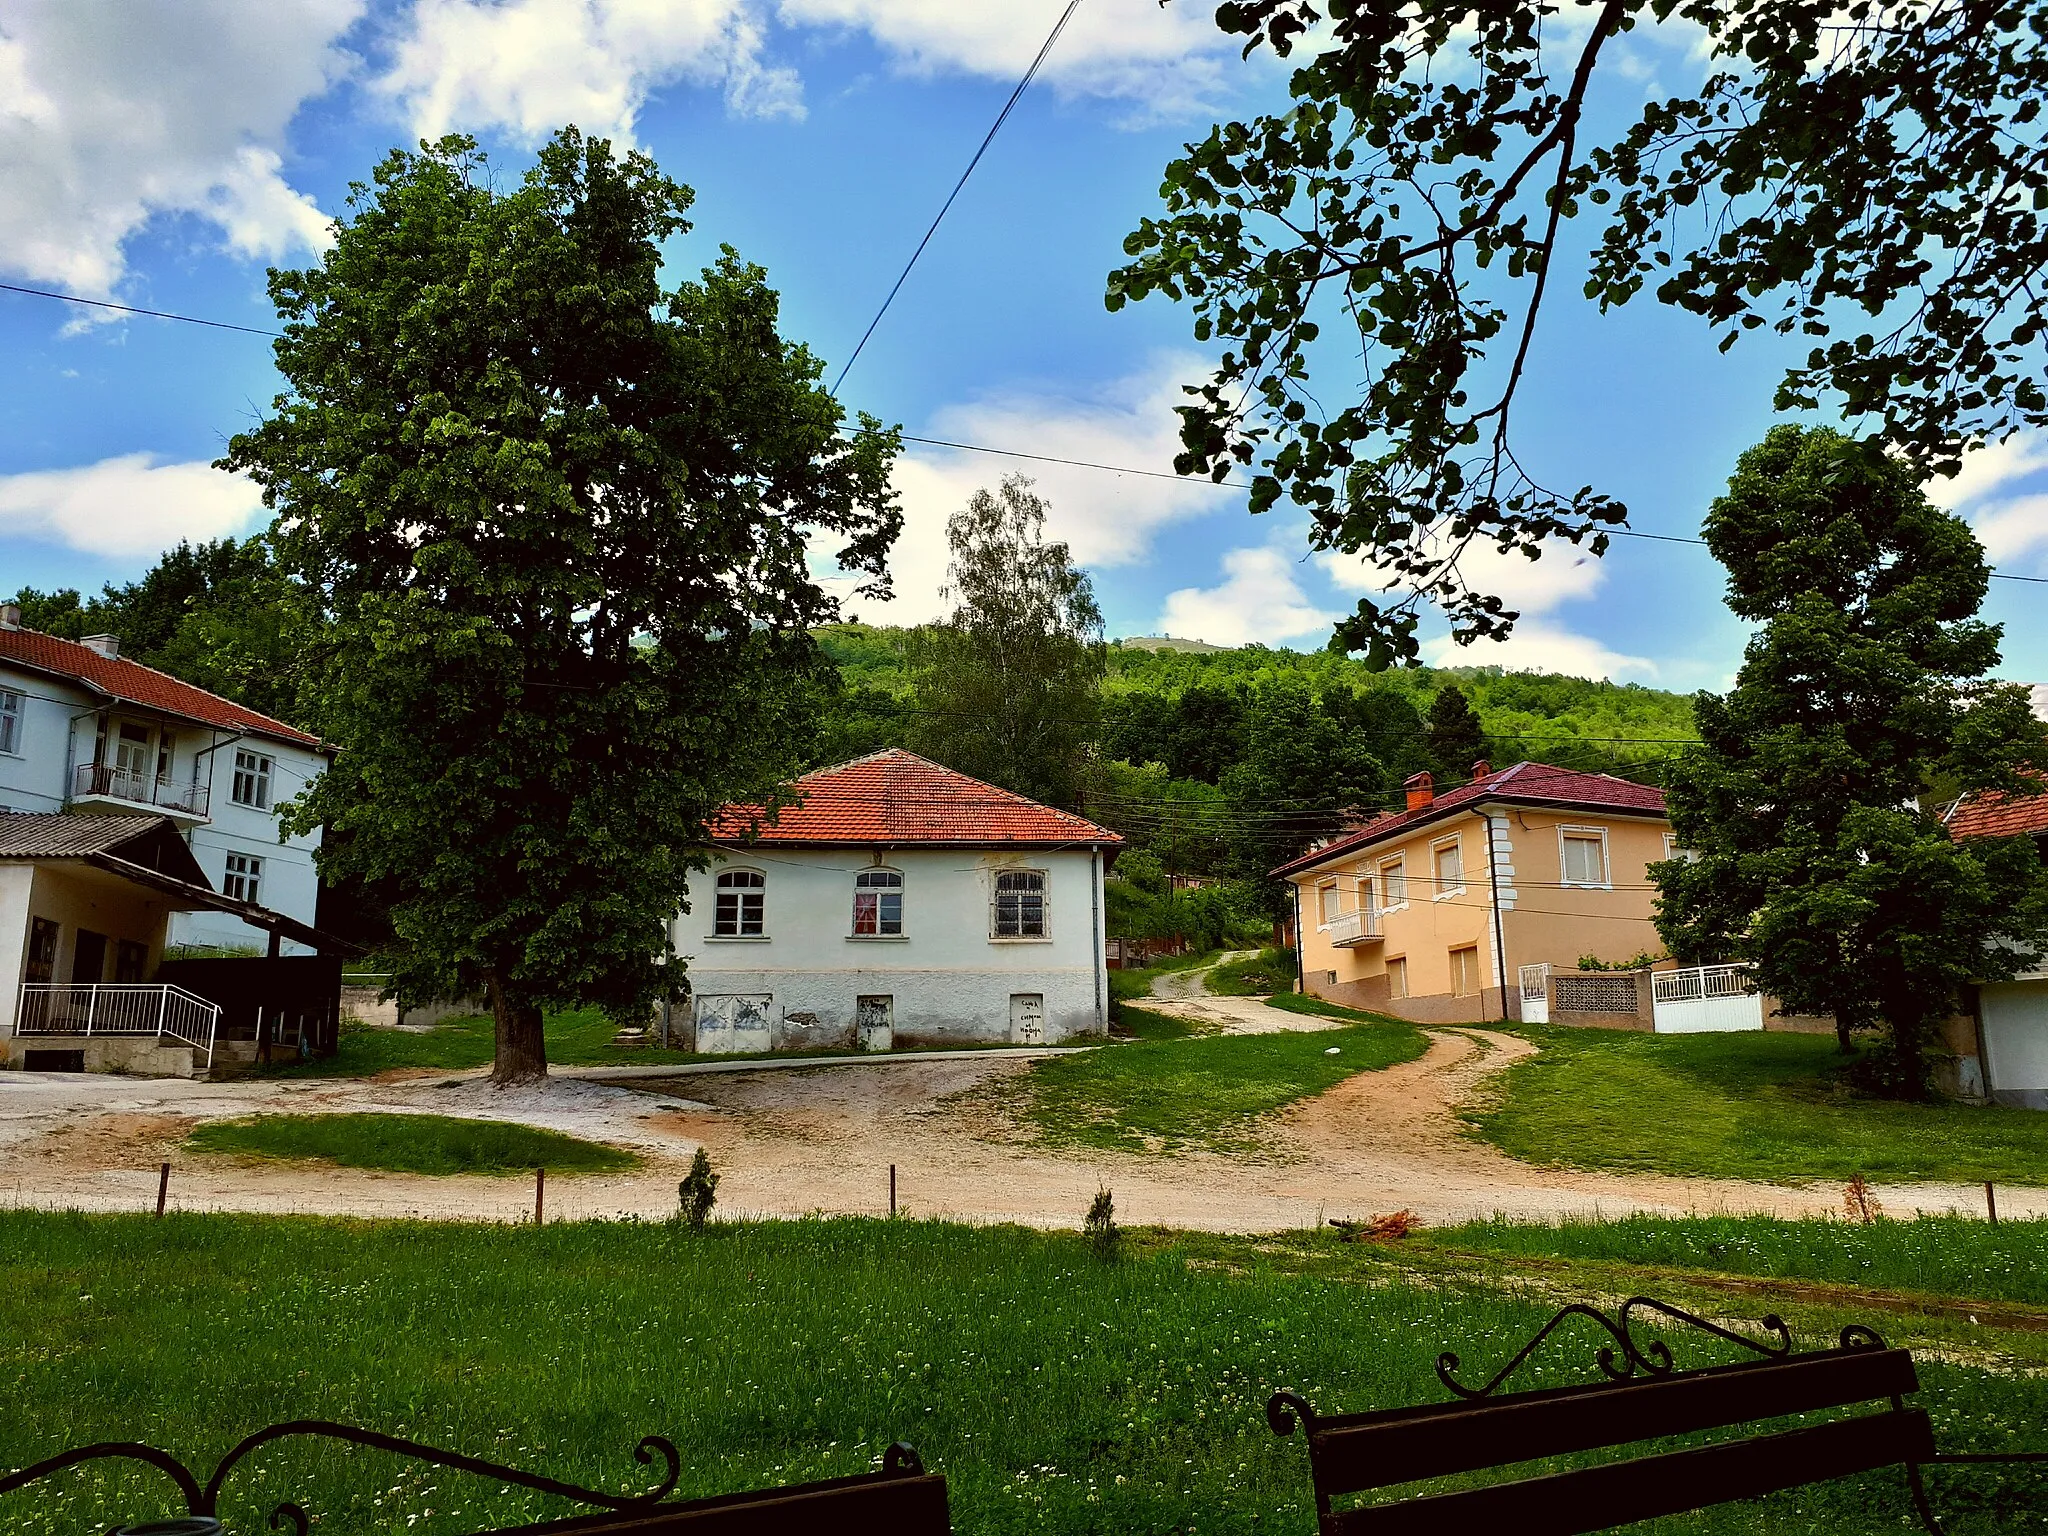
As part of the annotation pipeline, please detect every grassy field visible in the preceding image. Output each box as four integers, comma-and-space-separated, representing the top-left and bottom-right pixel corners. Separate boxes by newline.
1470, 1027, 2048, 1186
989, 1005, 1429, 1154
1206, 948, 1297, 996
2, 1213, 2044, 1536
188, 1113, 638, 1176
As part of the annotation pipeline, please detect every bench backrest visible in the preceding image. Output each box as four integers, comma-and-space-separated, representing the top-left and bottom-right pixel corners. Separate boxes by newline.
482, 1464, 951, 1534
1286, 1345, 1930, 1536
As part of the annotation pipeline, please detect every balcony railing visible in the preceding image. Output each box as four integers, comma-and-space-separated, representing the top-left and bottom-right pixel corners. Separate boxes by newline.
1325, 907, 1382, 946
71, 762, 210, 818
14, 982, 221, 1069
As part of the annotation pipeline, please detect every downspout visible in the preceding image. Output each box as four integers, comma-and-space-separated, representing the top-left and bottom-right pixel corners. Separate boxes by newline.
1475, 809, 1509, 1023
1090, 845, 1105, 1033
1291, 882, 1305, 994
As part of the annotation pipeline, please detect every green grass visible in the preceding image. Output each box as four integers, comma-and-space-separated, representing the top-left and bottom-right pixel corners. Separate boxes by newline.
1205, 947, 1298, 996
993, 1005, 1429, 1154
1430, 1212, 2048, 1307
1108, 947, 1221, 1004
187, 1113, 638, 1176
1470, 1027, 2048, 1186
2, 1212, 2044, 1536
1258, 991, 1405, 1025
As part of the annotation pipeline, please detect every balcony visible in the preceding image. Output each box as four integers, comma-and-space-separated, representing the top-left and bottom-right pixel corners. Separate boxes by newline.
70, 762, 210, 823
1325, 907, 1382, 946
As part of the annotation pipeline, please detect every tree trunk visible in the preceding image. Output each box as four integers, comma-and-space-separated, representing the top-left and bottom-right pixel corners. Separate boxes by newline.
486, 971, 548, 1086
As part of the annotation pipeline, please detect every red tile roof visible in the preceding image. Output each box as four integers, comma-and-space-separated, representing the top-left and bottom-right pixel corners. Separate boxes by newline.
711, 749, 1123, 849
1947, 771, 2048, 841
0, 625, 319, 747
1272, 760, 1669, 878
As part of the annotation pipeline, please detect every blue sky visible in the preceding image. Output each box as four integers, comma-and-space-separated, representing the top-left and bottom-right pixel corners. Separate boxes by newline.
2, 0, 2043, 694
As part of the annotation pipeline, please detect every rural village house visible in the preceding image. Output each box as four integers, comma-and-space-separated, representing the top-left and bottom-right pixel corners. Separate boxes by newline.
671, 750, 1123, 1052
1945, 776, 2048, 1108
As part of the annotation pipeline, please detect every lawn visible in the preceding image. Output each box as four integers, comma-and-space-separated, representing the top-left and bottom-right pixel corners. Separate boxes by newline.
1470, 1027, 2048, 1186
187, 1113, 638, 1176
989, 1005, 1429, 1154
4, 1213, 2045, 1536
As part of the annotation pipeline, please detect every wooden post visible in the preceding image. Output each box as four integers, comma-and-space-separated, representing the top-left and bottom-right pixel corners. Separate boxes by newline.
535, 1167, 546, 1226
1986, 1180, 1999, 1226
889, 1164, 897, 1217
155, 1161, 170, 1218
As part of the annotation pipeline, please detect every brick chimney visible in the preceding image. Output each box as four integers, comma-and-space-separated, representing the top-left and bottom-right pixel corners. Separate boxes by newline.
1471, 758, 1492, 780
81, 634, 119, 658
0, 602, 18, 631
1404, 771, 1434, 813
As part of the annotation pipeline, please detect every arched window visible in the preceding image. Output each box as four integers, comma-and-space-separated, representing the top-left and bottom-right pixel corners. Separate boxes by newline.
852, 869, 903, 936
992, 869, 1047, 938
714, 869, 765, 937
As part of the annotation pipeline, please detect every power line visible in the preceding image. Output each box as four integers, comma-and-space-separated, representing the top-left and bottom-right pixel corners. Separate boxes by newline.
829, 1, 1079, 395
0, 281, 283, 338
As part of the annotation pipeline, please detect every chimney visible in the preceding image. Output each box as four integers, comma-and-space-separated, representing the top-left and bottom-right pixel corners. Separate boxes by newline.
0, 602, 18, 630
1471, 758, 1492, 780
1404, 771, 1434, 813
81, 634, 119, 659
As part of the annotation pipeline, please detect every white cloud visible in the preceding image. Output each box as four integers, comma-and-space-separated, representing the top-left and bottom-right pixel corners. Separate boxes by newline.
0, 456, 267, 558
0, 1, 356, 295
836, 356, 1231, 625
1156, 546, 1339, 648
1926, 431, 2048, 568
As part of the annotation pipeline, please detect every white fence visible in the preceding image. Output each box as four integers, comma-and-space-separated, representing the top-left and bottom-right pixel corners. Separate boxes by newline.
1650, 964, 1764, 1034
13, 983, 222, 1069
1518, 963, 1551, 1024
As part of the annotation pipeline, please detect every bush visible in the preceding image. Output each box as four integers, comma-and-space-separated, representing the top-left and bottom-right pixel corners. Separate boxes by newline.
1207, 947, 1298, 995
1084, 1188, 1121, 1261
677, 1147, 719, 1228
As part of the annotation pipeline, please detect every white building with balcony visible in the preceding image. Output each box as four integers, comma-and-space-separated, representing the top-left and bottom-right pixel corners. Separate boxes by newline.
0, 608, 329, 953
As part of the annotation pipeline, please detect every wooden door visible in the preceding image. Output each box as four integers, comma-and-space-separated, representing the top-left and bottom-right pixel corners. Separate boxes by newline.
71, 930, 107, 984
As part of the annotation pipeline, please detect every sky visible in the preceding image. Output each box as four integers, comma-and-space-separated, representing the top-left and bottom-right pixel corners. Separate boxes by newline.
1, 0, 2044, 696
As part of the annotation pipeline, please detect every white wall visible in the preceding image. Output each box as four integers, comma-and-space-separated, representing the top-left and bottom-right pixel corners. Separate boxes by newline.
671, 845, 1108, 1049
1981, 977, 2048, 1109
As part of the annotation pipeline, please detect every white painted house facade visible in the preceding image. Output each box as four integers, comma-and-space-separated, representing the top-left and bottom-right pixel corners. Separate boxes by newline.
671, 750, 1122, 1052
0, 608, 328, 954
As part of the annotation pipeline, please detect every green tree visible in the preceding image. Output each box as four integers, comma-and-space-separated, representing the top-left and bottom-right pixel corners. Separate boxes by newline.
1110, 0, 2048, 662
1654, 426, 2048, 1096
1424, 684, 1492, 781
908, 476, 1105, 807
1222, 676, 1385, 898
221, 129, 900, 1085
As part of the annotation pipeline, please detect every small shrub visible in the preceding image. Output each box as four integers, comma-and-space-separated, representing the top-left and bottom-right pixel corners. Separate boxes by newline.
1844, 1173, 1884, 1224
1084, 1187, 1121, 1261
678, 1147, 719, 1228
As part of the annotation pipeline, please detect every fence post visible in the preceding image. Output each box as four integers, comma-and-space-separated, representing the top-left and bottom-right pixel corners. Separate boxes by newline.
155, 1162, 170, 1217
890, 1164, 897, 1217
534, 1168, 546, 1226
1986, 1181, 1999, 1227
157, 987, 168, 1041
84, 985, 97, 1038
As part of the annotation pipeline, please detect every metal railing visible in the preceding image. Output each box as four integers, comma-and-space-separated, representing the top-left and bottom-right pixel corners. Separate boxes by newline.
13, 983, 221, 1069
70, 761, 210, 818
1325, 907, 1382, 946
1651, 964, 1755, 1004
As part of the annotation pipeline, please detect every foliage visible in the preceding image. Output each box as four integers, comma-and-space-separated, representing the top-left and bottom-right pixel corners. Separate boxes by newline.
186, 1113, 635, 1176
1109, 0, 2048, 664
1108, 949, 1225, 1006
1575, 951, 1664, 972
1220, 676, 1386, 891
1469, 1027, 2048, 1185
1103, 869, 1256, 954
907, 477, 1105, 807
1206, 947, 1299, 996
1424, 684, 1490, 780
1083, 1188, 1121, 1261
677, 1148, 720, 1228
1087, 760, 1233, 875
221, 130, 899, 1084
11, 538, 317, 720
989, 1010, 1429, 1154
1655, 426, 2048, 1094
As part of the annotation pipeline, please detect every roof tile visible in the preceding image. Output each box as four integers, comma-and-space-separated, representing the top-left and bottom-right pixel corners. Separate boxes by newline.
1947, 772, 2048, 841
0, 626, 318, 746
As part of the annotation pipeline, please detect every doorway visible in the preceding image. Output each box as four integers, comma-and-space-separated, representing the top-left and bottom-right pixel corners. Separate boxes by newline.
71, 930, 107, 985
856, 995, 894, 1052
1009, 992, 1045, 1045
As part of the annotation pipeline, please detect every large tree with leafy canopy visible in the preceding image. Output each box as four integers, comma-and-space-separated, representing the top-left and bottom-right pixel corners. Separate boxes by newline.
1654, 426, 2048, 1097
1109, 0, 2048, 663
223, 130, 901, 1084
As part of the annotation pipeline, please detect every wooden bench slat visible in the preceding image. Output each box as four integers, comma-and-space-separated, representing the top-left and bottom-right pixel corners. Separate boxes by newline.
1306, 1346, 1918, 1493
479, 1472, 951, 1534
1324, 1407, 1936, 1536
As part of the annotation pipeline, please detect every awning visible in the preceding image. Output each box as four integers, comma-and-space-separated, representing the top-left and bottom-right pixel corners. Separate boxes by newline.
88, 852, 362, 955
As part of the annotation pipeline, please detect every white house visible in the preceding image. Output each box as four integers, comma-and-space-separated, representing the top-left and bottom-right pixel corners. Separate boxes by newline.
1946, 776, 2048, 1107
0, 605, 329, 954
672, 750, 1123, 1052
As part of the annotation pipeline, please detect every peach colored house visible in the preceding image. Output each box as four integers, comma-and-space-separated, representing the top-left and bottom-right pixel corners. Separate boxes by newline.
1274, 762, 1677, 1024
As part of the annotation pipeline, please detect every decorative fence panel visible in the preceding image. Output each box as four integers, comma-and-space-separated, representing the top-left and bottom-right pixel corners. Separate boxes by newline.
1552, 972, 1642, 1016
1651, 964, 1764, 1033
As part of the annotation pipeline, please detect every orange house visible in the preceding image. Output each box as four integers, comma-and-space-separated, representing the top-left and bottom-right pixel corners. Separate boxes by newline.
1274, 762, 1677, 1024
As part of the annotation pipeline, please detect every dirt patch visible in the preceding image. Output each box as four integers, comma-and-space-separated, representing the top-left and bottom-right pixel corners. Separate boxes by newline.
18, 1113, 198, 1174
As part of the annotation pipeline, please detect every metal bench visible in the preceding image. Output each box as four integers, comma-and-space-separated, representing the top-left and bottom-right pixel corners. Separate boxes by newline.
1, 1420, 949, 1534
1267, 1296, 2046, 1535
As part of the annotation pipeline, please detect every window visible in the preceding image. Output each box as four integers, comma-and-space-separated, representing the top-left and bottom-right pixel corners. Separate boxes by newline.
232, 750, 274, 810
1662, 833, 1698, 864
1387, 956, 1409, 999
1356, 875, 1375, 914
1380, 857, 1408, 908
1432, 837, 1465, 898
24, 918, 57, 984
853, 870, 904, 936
0, 688, 20, 754
1317, 879, 1340, 925
1450, 945, 1482, 997
1560, 826, 1610, 887
223, 853, 262, 903
993, 869, 1047, 938
714, 870, 765, 937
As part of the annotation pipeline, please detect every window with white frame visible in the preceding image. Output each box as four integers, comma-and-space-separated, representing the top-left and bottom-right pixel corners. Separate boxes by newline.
992, 869, 1047, 938
232, 749, 274, 809
1450, 944, 1481, 997
1317, 879, 1340, 925
853, 869, 904, 935
1559, 826, 1611, 887
1380, 856, 1408, 908
223, 853, 262, 903
1661, 832, 1698, 864
1356, 874, 1375, 914
714, 869, 766, 936
0, 688, 19, 754
1432, 836, 1466, 898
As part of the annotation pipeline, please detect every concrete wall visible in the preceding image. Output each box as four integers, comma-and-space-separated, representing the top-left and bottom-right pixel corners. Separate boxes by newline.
1979, 975, 2048, 1109
671, 846, 1108, 1050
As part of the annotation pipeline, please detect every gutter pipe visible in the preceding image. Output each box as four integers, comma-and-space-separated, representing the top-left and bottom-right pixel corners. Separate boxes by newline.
1475, 807, 1510, 1023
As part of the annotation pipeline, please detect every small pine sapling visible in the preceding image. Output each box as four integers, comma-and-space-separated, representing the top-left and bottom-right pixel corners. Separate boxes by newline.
1843, 1173, 1885, 1225
1084, 1187, 1120, 1261
678, 1148, 719, 1229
